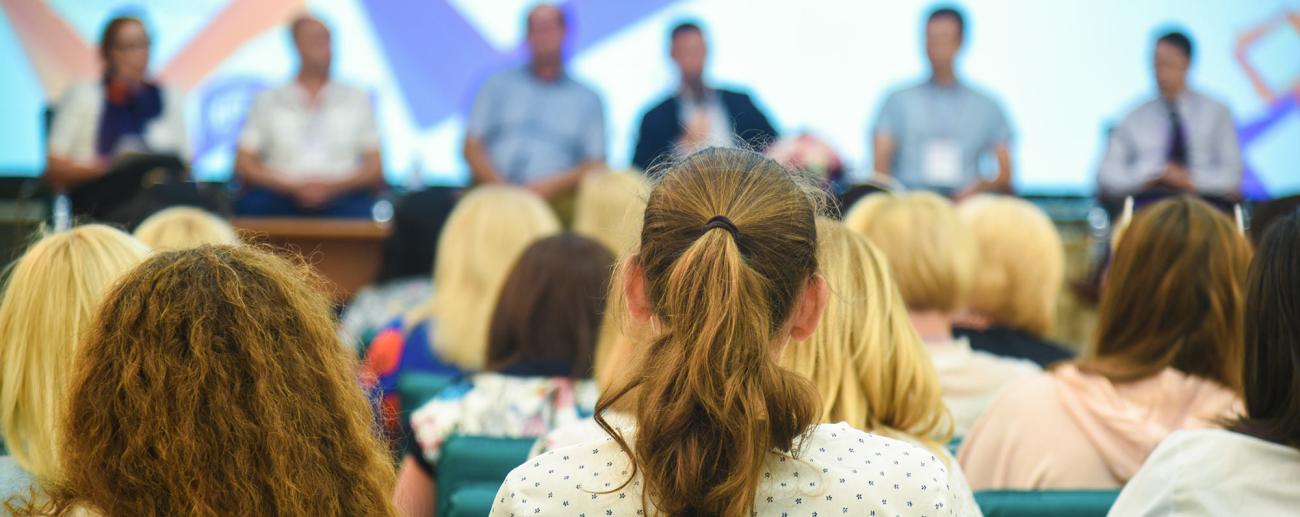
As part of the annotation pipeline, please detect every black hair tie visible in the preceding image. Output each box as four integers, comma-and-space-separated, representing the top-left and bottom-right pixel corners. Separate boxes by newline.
703, 215, 740, 240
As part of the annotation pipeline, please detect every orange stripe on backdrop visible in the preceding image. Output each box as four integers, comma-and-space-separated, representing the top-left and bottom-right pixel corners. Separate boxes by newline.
0, 0, 97, 99
157, 0, 306, 91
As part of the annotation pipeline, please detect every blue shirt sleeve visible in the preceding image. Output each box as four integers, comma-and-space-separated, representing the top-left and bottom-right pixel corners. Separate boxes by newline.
873, 90, 903, 138
466, 73, 500, 140
580, 91, 607, 162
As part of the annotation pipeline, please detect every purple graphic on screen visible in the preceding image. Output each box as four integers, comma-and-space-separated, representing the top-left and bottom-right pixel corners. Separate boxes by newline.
359, 0, 676, 127
1237, 94, 1298, 200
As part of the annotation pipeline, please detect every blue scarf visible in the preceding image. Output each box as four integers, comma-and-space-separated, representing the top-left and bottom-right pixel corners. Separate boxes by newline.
96, 77, 163, 158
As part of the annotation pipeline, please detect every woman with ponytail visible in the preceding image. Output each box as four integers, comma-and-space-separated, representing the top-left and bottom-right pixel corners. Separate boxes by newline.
491, 148, 959, 516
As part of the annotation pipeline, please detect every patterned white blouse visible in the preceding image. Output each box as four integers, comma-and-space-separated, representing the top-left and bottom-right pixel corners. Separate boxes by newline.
409, 373, 599, 465
492, 422, 960, 516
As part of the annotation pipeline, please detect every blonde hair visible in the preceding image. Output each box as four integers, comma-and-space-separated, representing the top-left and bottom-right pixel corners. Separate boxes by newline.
957, 195, 1064, 337
783, 219, 952, 454
407, 186, 560, 370
843, 192, 976, 313
133, 207, 240, 250
573, 170, 650, 256
0, 225, 148, 480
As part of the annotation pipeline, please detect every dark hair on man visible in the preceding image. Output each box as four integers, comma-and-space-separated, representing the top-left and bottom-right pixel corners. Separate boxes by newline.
670, 20, 704, 40
927, 6, 966, 40
1235, 209, 1300, 449
485, 233, 615, 378
1157, 30, 1194, 61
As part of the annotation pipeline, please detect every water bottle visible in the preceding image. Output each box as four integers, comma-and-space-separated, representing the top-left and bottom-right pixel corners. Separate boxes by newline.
52, 194, 71, 231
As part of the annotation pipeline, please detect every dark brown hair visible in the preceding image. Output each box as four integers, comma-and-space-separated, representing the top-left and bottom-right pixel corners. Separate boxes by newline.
98, 16, 144, 74
1081, 196, 1251, 391
1236, 210, 1300, 448
597, 148, 822, 515
14, 245, 396, 516
486, 233, 615, 377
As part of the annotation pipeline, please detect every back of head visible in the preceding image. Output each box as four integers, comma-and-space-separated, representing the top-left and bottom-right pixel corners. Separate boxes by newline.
957, 195, 1065, 337
35, 245, 395, 516
0, 225, 147, 481
416, 185, 561, 370
573, 170, 650, 256
1237, 210, 1300, 448
1086, 196, 1251, 390
133, 207, 240, 250
783, 219, 951, 451
599, 148, 822, 515
486, 234, 615, 378
843, 191, 976, 313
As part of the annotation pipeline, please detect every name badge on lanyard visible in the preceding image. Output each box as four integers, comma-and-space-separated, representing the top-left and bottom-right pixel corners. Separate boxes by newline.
922, 139, 963, 188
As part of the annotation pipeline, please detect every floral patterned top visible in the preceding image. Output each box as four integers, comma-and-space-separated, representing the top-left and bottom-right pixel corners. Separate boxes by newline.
409, 372, 599, 466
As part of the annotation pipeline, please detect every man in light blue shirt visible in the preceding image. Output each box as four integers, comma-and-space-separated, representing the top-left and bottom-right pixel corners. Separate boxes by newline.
463, 5, 606, 201
872, 6, 1014, 198
1097, 31, 1241, 198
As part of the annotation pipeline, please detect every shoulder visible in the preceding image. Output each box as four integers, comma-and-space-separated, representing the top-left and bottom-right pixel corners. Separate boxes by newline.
328, 82, 372, 104
802, 422, 951, 473
496, 437, 638, 513
1192, 90, 1234, 117
960, 82, 1009, 112
58, 82, 102, 109
565, 76, 603, 104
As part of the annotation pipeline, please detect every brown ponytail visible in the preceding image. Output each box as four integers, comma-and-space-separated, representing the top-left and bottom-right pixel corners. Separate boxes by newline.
597, 148, 822, 515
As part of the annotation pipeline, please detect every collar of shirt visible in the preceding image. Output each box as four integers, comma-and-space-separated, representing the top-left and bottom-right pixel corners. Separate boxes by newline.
291, 79, 337, 110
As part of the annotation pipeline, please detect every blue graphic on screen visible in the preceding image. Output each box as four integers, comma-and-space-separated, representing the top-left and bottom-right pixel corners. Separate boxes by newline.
0, 0, 1296, 197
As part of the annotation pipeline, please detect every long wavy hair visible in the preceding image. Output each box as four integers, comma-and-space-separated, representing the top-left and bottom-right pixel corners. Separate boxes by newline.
596, 148, 823, 516
782, 219, 953, 454
14, 245, 396, 516
1081, 196, 1251, 391
406, 185, 560, 370
0, 225, 148, 483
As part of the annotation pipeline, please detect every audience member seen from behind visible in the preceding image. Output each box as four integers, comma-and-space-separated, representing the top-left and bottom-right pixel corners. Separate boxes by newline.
0, 226, 148, 502
10, 246, 396, 516
45, 16, 187, 190
959, 196, 1248, 490
394, 234, 615, 516
493, 148, 959, 516
782, 218, 980, 515
361, 186, 560, 439
953, 194, 1073, 367
1097, 30, 1241, 198
844, 191, 1038, 436
572, 169, 650, 257
464, 5, 606, 202
631, 21, 778, 171
132, 207, 239, 250
235, 15, 384, 217
1109, 210, 1300, 515
871, 6, 1013, 198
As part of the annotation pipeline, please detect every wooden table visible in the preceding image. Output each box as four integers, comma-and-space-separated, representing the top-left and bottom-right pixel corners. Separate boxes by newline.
232, 218, 391, 303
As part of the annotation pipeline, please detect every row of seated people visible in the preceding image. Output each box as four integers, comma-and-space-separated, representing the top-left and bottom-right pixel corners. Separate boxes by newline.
49, 6, 1238, 223
0, 148, 1295, 515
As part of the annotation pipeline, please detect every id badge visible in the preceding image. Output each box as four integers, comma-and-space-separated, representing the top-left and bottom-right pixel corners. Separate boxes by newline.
921, 139, 963, 188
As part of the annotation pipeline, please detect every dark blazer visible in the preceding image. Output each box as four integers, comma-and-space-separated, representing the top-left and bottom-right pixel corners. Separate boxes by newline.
631, 88, 778, 172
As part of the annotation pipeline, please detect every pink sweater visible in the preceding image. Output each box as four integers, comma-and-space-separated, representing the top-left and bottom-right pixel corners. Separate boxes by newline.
957, 364, 1241, 490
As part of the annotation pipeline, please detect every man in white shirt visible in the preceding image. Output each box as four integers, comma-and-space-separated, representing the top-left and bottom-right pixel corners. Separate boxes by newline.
1098, 30, 1241, 198
235, 15, 383, 217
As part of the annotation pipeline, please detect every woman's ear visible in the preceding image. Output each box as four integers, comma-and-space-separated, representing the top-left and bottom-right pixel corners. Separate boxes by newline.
623, 256, 653, 323
789, 274, 829, 341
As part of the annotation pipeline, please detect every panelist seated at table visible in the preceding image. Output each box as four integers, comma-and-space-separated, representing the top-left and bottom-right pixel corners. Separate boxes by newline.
235, 15, 382, 218
631, 21, 778, 172
462, 4, 606, 202
871, 6, 1014, 199
1098, 30, 1241, 199
45, 15, 188, 191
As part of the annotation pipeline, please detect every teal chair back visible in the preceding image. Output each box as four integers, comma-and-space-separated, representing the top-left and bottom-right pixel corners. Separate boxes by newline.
975, 490, 1120, 517
436, 435, 535, 517
396, 372, 456, 415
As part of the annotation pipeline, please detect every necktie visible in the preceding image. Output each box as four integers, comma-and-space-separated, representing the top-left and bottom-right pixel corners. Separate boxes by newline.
1165, 100, 1188, 166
